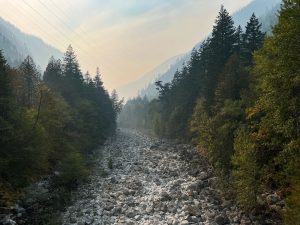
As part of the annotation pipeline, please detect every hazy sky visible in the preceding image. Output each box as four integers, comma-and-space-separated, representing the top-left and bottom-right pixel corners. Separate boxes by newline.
0, 0, 252, 90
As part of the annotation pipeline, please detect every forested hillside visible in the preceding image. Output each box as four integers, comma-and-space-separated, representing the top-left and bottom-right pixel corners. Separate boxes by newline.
0, 17, 62, 69
0, 45, 122, 223
136, 0, 281, 100
119, 1, 300, 224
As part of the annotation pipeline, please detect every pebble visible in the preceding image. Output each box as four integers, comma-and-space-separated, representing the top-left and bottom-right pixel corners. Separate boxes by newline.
61, 129, 281, 225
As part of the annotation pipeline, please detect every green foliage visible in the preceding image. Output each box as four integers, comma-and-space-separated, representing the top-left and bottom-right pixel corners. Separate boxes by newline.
166, 106, 187, 138
58, 152, 89, 189
226, 0, 300, 216
0, 45, 119, 208
0, 50, 11, 112
0, 54, 50, 197
191, 99, 244, 174
190, 97, 212, 159
43, 56, 62, 90
232, 127, 259, 209
241, 13, 265, 65
18, 56, 41, 108
119, 3, 300, 221
284, 160, 300, 225
0, 110, 50, 190
248, 1, 300, 220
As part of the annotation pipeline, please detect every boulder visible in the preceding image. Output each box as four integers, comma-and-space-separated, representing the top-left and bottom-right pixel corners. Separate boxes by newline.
125, 209, 136, 218
160, 191, 172, 202
266, 194, 280, 205
215, 215, 230, 225
199, 171, 209, 180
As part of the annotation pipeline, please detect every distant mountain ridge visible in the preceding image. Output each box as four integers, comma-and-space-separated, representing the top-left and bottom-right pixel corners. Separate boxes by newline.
117, 0, 281, 100
117, 53, 185, 100
0, 17, 62, 69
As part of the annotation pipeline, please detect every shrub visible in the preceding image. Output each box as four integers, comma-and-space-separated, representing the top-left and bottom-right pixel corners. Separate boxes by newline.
58, 152, 88, 189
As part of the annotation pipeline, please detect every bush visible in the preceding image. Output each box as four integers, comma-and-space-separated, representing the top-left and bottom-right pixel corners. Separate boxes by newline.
284, 159, 300, 225
58, 152, 88, 189
232, 127, 259, 209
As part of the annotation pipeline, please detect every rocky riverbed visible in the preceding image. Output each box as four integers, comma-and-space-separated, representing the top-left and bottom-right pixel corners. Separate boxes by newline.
62, 129, 281, 225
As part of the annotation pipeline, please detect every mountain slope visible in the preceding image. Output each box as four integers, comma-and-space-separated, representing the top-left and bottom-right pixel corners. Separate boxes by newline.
0, 17, 62, 69
116, 53, 185, 100
119, 0, 281, 100
232, 0, 281, 27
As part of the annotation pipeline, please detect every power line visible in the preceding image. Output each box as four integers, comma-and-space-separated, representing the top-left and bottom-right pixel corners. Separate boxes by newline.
6, 1, 100, 73
39, 1, 125, 75
3, 2, 67, 52
25, 1, 120, 73
48, 0, 89, 35
10, 1, 125, 80
22, 0, 91, 55
38, 0, 95, 49
20, 0, 115, 74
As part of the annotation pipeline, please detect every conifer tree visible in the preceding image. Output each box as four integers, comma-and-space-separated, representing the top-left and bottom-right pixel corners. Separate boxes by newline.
242, 13, 265, 65
63, 45, 83, 83
234, 25, 243, 53
252, 0, 300, 173
210, 5, 237, 66
203, 6, 237, 107
43, 57, 62, 90
94, 67, 103, 89
19, 56, 40, 108
232, 0, 300, 215
214, 54, 243, 108
111, 89, 123, 115
0, 50, 11, 118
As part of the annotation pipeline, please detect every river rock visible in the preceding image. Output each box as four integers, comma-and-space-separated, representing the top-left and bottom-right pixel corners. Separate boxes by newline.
215, 214, 230, 225
60, 129, 282, 225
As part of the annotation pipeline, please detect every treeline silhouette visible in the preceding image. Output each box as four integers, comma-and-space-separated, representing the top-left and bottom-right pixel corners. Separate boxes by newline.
0, 45, 122, 209
119, 2, 300, 223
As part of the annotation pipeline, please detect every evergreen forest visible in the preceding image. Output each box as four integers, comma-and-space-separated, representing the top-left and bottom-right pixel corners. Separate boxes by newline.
0, 45, 122, 222
1, 0, 299, 224
119, 1, 300, 223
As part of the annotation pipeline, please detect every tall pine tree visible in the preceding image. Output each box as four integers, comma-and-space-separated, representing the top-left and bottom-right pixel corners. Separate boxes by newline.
18, 56, 40, 108
0, 50, 11, 119
43, 57, 63, 90
242, 13, 265, 65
